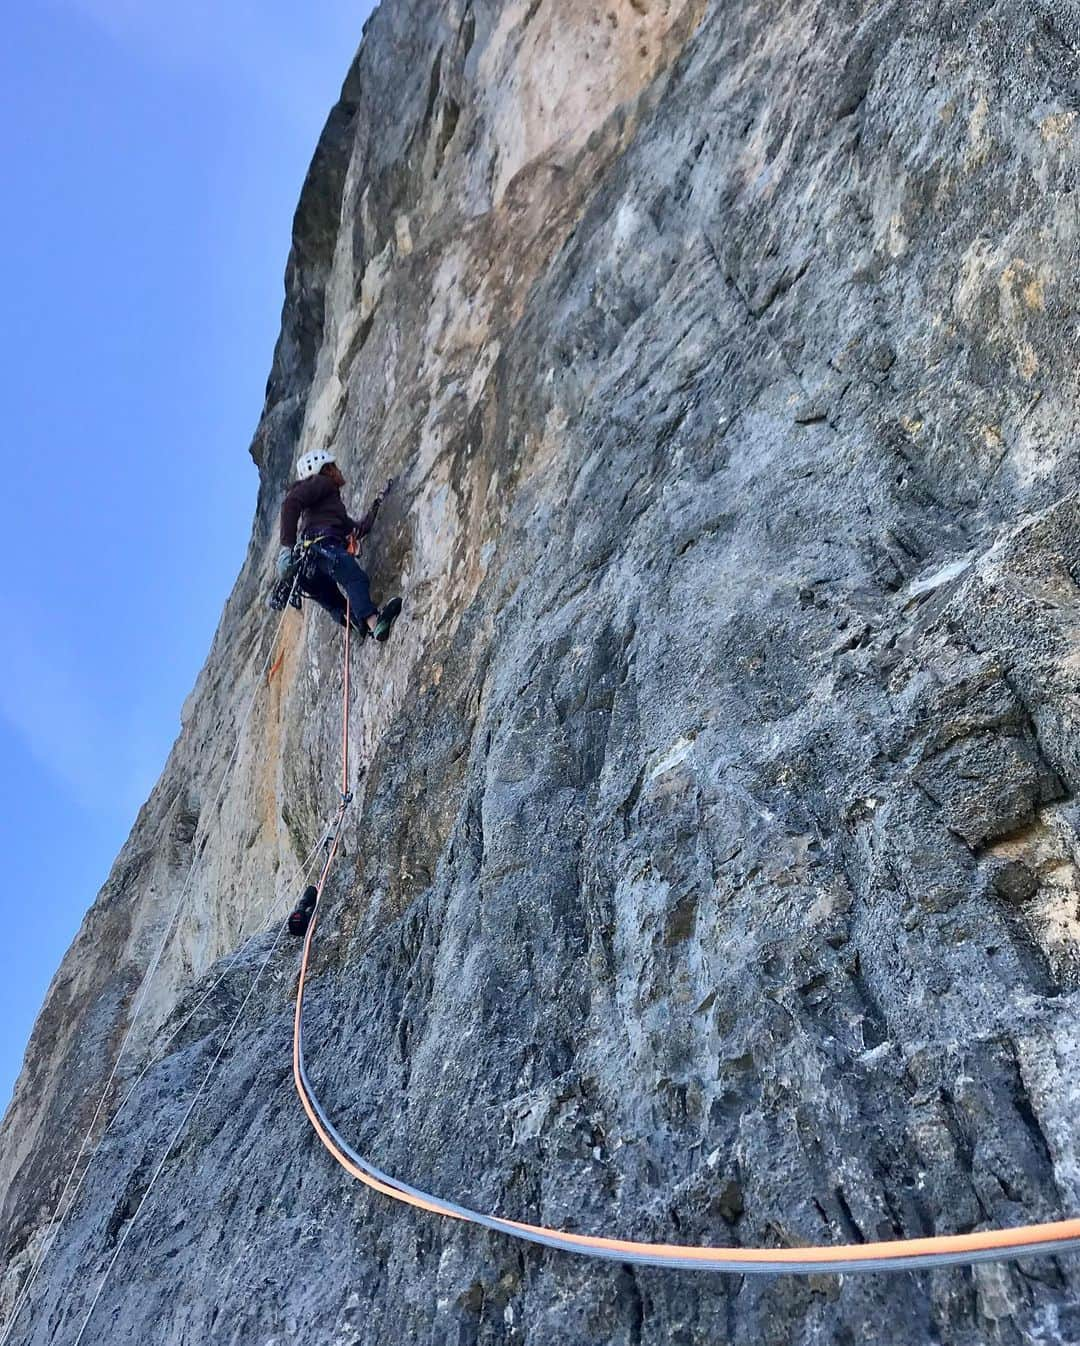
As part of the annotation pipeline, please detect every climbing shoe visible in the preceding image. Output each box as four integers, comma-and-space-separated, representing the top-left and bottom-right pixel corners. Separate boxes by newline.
288, 886, 318, 938
373, 596, 403, 643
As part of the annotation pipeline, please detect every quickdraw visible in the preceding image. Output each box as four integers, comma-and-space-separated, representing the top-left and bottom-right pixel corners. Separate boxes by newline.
267, 535, 335, 613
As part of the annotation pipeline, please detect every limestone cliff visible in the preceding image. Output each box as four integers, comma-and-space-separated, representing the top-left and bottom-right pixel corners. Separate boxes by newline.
3, 1, 1080, 1342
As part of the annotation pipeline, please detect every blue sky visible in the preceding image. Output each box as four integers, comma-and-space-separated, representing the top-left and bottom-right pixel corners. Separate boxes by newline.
0, 0, 376, 1106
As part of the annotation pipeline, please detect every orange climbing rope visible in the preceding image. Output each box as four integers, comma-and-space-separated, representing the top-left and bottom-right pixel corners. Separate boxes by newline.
342, 599, 351, 793
292, 620, 1080, 1274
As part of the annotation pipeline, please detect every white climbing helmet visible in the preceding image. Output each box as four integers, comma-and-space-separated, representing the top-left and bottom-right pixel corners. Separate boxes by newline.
295, 448, 336, 481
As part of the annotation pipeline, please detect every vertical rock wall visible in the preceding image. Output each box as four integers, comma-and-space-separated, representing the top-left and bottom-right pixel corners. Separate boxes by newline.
3, 1, 1080, 1342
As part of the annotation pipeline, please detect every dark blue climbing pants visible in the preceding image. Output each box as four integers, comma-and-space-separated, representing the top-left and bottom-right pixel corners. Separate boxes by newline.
300, 542, 377, 629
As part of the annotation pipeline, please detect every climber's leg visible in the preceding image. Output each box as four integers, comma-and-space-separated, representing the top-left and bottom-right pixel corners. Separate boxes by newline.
298, 565, 351, 628
321, 545, 379, 629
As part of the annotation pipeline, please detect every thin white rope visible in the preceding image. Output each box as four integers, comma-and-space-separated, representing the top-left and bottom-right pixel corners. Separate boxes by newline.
1, 810, 332, 1345
68, 805, 349, 1346
1, 591, 297, 1346
70, 914, 295, 1346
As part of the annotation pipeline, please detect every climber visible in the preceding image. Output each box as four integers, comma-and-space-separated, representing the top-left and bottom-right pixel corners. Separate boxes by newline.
276, 449, 402, 641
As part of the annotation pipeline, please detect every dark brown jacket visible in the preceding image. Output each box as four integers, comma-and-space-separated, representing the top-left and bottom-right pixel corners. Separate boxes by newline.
279, 474, 376, 548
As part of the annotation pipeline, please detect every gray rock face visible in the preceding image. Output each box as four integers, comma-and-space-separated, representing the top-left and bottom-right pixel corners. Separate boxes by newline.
3, 1, 1080, 1342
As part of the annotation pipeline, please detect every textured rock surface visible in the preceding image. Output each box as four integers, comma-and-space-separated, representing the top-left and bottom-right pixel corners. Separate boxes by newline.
4, 1, 1080, 1342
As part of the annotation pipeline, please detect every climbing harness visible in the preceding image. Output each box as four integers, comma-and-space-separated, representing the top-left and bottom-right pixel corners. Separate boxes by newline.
267, 536, 329, 613
269, 534, 345, 612
288, 619, 1080, 1276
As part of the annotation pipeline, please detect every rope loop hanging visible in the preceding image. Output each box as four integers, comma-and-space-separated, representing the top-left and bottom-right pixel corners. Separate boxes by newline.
291, 616, 1080, 1276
